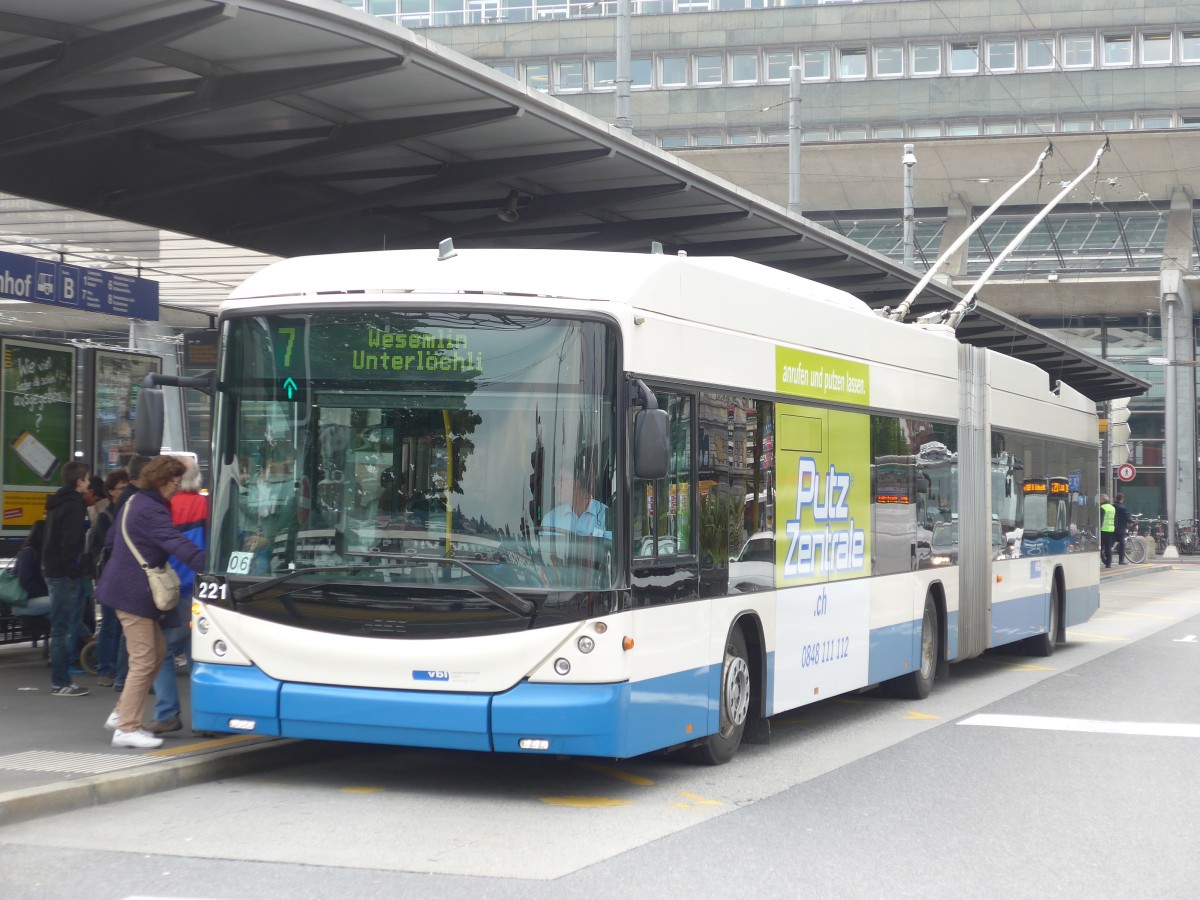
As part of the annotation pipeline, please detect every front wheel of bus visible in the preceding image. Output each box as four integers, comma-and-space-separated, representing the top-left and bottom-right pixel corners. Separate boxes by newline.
889, 593, 938, 700
693, 627, 751, 765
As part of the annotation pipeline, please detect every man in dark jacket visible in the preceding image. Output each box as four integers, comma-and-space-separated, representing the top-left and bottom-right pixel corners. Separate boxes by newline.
41, 460, 91, 696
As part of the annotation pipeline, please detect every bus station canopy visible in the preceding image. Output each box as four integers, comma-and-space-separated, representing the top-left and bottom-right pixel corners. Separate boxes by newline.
0, 0, 1146, 401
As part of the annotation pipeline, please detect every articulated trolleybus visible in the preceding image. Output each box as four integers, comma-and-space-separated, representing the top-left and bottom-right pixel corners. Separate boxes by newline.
165, 247, 1100, 764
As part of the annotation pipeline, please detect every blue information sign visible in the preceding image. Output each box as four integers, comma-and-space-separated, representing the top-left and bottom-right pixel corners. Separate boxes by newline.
0, 249, 158, 321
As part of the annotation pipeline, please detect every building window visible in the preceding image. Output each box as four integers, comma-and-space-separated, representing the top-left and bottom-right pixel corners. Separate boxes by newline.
524, 62, 549, 92
659, 134, 688, 149
491, 62, 516, 80
729, 131, 759, 145
661, 56, 687, 86
950, 41, 979, 74
731, 52, 759, 84
986, 122, 1018, 134
694, 132, 723, 146
1025, 120, 1056, 134
802, 49, 830, 81
765, 129, 789, 144
632, 58, 652, 89
1183, 31, 1200, 63
591, 59, 615, 90
839, 47, 867, 79
912, 43, 941, 76
766, 51, 793, 82
1181, 116, 1200, 129
1024, 37, 1055, 70
1062, 118, 1095, 132
1101, 116, 1133, 131
911, 124, 942, 138
799, 129, 828, 142
1140, 115, 1173, 129
556, 60, 584, 92
838, 126, 867, 141
874, 45, 903, 77
1062, 34, 1094, 68
1141, 33, 1171, 65
1103, 34, 1132, 66
986, 39, 1016, 72
695, 54, 723, 85
874, 125, 905, 139
948, 122, 980, 136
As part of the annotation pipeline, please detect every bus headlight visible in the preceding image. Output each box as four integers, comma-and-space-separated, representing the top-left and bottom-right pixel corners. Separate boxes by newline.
553, 658, 571, 676
576, 635, 595, 654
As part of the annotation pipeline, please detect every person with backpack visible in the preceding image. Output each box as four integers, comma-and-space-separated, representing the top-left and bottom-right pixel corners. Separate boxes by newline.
41, 461, 92, 697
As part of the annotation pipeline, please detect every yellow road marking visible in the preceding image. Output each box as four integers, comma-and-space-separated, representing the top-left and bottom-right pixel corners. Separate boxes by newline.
576, 761, 655, 786
539, 796, 632, 808
903, 711, 939, 720
147, 734, 264, 757
1064, 631, 1128, 642
678, 791, 722, 806
341, 786, 385, 794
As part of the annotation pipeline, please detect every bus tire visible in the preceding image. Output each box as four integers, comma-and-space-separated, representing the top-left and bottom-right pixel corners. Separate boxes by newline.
692, 626, 751, 765
1025, 580, 1061, 657
889, 592, 938, 700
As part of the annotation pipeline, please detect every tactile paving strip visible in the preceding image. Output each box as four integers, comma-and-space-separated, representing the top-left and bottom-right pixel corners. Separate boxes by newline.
0, 750, 153, 775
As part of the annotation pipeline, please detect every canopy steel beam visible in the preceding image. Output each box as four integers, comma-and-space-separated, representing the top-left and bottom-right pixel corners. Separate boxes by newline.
227, 147, 613, 236
557, 211, 752, 250
102, 107, 519, 208
0, 5, 233, 109
0, 57, 405, 160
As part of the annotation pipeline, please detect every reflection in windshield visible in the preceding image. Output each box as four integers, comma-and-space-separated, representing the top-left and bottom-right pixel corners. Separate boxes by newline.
213, 312, 617, 592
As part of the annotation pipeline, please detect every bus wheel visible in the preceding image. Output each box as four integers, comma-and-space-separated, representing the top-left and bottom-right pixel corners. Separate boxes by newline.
890, 593, 938, 700
1025, 581, 1061, 657
693, 627, 750, 765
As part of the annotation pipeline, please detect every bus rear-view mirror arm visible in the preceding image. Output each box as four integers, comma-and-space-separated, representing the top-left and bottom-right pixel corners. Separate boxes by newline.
630, 378, 669, 481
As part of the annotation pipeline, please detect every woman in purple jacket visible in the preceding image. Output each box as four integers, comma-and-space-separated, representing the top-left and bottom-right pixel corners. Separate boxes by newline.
96, 456, 206, 750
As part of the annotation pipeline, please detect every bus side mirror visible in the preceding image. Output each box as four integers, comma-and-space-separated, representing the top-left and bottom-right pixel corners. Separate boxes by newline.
133, 386, 165, 457
634, 408, 669, 480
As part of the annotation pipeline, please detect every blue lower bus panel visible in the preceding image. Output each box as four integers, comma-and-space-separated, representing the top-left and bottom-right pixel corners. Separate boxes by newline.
191, 662, 713, 758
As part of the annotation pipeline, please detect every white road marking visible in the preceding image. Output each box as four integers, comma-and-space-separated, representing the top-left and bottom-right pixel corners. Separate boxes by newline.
1173, 634, 1198, 642
959, 713, 1200, 739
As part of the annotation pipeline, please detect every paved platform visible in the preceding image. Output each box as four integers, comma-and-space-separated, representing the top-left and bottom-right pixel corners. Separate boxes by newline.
0, 640, 345, 827
0, 558, 1181, 826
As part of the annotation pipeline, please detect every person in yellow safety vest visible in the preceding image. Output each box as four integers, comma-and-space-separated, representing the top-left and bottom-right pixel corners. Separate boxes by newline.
1099, 494, 1117, 569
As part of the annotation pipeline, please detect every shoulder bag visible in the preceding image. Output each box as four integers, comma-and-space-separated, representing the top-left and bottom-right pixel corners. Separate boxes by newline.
121, 495, 181, 612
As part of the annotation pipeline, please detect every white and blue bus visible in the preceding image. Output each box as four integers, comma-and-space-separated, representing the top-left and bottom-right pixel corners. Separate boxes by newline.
157, 247, 1101, 763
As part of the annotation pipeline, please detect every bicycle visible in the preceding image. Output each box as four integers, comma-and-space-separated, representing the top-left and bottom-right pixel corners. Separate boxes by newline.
1122, 531, 1146, 564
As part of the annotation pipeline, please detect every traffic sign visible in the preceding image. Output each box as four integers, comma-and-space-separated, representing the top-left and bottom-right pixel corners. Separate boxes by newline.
1117, 463, 1137, 482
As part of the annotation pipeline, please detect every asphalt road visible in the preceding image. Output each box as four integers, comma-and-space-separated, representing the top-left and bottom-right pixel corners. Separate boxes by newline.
1, 566, 1198, 899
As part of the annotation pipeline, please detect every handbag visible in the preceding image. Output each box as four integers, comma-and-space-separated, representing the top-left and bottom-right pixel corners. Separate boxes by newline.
121, 495, 181, 612
0, 566, 28, 606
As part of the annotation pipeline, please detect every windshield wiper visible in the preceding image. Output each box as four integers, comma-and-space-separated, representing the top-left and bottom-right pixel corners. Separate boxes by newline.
230, 560, 535, 618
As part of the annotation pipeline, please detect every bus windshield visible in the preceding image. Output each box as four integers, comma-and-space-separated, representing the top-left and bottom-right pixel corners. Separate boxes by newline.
210, 310, 618, 592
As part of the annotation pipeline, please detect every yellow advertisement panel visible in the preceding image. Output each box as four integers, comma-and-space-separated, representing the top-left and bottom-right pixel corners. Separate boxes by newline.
776, 403, 871, 585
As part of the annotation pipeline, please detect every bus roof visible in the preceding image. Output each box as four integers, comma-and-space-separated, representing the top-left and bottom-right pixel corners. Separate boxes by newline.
226, 248, 874, 316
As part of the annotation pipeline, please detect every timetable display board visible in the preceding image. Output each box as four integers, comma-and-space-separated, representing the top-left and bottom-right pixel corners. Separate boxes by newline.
85, 349, 161, 475
0, 339, 75, 533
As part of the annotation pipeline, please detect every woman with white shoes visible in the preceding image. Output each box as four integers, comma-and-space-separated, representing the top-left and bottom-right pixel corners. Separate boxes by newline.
96, 455, 206, 750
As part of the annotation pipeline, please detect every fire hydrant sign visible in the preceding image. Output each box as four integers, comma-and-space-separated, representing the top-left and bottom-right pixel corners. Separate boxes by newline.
0, 249, 158, 320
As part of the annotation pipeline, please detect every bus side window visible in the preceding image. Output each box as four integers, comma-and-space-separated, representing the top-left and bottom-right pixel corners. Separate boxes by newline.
632, 392, 692, 560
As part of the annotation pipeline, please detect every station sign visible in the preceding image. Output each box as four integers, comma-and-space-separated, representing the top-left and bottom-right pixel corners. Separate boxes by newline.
0, 249, 158, 321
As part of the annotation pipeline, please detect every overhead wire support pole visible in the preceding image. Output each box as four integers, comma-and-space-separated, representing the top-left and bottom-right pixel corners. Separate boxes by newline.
787, 66, 802, 215
888, 143, 1053, 322
615, 0, 632, 131
943, 140, 1108, 331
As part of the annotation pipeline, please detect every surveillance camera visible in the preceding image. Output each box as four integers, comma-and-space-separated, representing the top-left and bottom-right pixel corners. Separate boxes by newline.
496, 207, 520, 223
